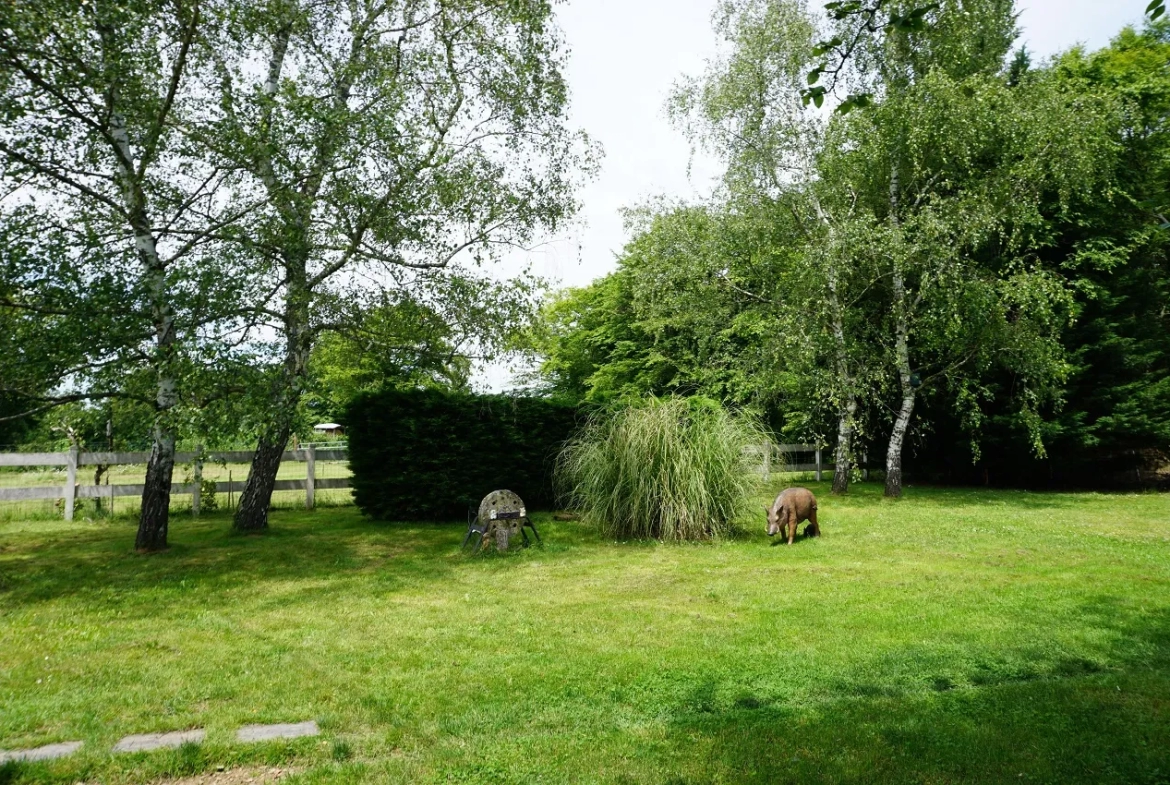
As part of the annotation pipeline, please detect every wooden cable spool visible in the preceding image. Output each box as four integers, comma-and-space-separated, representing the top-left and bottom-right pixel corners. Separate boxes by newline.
469, 489, 540, 552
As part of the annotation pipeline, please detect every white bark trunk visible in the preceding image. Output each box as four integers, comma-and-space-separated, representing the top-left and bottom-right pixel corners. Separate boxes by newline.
883, 161, 915, 498
812, 194, 858, 494
833, 395, 857, 493
827, 253, 856, 493
235, 19, 368, 529
110, 105, 178, 550
885, 299, 916, 498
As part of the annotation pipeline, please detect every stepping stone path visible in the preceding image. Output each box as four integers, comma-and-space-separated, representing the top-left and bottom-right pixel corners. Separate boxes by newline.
237, 721, 319, 743
0, 741, 83, 763
113, 729, 206, 752
0, 720, 318, 765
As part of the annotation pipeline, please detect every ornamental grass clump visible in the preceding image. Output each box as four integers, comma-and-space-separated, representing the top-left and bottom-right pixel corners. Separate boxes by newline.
558, 396, 767, 541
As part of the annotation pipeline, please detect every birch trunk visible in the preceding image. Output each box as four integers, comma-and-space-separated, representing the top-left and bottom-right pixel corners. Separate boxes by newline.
232, 23, 355, 530
884, 293, 916, 498
883, 161, 915, 498
233, 257, 311, 532
826, 255, 855, 494
108, 100, 178, 552
137, 245, 179, 550
232, 423, 290, 532
832, 396, 857, 493
813, 197, 858, 495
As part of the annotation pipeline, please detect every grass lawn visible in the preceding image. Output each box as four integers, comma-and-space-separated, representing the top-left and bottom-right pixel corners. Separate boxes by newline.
1, 481, 1168, 784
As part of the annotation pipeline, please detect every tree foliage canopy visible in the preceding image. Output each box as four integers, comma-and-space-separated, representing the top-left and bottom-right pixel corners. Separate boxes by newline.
533, 5, 1170, 489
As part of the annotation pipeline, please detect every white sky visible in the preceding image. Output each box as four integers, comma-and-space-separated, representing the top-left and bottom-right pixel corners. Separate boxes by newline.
478, 0, 1154, 390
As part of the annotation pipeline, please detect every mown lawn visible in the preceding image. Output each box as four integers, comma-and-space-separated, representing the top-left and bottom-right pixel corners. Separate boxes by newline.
1, 482, 1168, 784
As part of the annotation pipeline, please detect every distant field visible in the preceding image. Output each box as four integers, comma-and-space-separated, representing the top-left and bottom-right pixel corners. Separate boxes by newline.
1, 482, 1168, 784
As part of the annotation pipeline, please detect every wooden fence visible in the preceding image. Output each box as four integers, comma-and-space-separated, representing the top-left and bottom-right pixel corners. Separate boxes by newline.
0, 447, 349, 520
753, 443, 868, 482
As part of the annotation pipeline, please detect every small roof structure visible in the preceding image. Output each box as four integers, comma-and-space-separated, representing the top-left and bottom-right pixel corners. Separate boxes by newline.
313, 423, 342, 431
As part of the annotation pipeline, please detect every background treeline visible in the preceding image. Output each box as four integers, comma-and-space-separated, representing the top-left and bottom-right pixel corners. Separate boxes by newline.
527, 12, 1170, 491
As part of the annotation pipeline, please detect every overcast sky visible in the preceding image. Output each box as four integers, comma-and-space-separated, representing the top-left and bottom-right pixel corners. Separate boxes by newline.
479, 0, 1154, 389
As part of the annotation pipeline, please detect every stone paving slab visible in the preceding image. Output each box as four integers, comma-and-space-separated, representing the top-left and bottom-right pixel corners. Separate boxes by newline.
113, 729, 206, 753
0, 741, 84, 763
236, 721, 319, 743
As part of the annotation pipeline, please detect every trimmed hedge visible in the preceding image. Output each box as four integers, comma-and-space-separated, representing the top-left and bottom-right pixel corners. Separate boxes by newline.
345, 388, 580, 521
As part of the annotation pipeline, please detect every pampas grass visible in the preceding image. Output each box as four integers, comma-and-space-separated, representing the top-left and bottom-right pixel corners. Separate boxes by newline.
557, 396, 768, 541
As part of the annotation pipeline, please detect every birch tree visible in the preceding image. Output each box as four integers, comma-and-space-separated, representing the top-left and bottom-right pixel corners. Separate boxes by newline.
195, 0, 593, 532
672, 0, 881, 492
0, 0, 252, 550
824, 2, 1117, 496
674, 0, 1118, 497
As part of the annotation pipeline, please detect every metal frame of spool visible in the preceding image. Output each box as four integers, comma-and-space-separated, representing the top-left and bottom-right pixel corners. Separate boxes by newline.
462, 489, 542, 552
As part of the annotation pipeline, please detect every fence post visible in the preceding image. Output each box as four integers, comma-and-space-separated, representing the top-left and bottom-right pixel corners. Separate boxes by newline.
862, 451, 869, 481
305, 444, 316, 510
815, 446, 823, 483
192, 445, 203, 516
64, 442, 78, 521
761, 440, 771, 481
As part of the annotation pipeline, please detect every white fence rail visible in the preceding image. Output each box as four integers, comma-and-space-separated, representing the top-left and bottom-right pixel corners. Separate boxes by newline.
0, 446, 349, 520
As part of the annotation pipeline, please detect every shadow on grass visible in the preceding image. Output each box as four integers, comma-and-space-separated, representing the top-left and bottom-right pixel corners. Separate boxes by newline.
0, 509, 583, 611
779, 480, 1159, 513
660, 607, 1170, 785
880, 483, 1145, 511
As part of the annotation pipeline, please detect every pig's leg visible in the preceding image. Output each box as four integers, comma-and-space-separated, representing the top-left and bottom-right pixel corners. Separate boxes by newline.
786, 509, 797, 545
808, 509, 819, 537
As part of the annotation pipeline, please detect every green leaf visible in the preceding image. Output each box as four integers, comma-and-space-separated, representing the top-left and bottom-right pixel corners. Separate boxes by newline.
827, 0, 863, 20
888, 3, 936, 31
801, 86, 827, 109
889, 14, 928, 32
835, 93, 873, 114
807, 67, 824, 85
812, 36, 844, 56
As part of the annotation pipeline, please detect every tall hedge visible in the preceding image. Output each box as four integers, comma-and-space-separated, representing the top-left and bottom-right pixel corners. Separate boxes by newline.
345, 388, 580, 521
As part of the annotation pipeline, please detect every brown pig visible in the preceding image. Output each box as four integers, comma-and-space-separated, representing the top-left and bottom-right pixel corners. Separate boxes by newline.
765, 487, 819, 545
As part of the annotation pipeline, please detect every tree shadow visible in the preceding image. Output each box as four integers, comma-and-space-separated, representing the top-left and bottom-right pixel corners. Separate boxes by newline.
790, 481, 1158, 513
0, 510, 581, 612
656, 606, 1170, 784
893, 486, 1143, 511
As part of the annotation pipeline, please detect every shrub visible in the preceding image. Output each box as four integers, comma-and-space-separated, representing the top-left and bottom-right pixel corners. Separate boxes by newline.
345, 388, 580, 521
557, 396, 767, 541
199, 480, 218, 511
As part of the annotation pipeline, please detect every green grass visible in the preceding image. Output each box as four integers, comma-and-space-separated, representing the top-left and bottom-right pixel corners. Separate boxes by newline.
1, 482, 1168, 784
